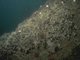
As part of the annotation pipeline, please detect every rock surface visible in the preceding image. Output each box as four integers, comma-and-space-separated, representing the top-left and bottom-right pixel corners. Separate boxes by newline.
0, 0, 80, 60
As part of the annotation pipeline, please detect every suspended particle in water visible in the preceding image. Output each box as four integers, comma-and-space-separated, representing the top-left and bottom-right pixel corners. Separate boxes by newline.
18, 30, 22, 33
39, 12, 42, 15
46, 5, 49, 8
73, 0, 76, 2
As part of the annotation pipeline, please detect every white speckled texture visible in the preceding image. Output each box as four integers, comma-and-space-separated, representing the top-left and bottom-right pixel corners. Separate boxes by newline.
0, 0, 80, 60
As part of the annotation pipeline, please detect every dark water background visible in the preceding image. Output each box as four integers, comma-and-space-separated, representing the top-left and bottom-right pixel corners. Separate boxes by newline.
0, 0, 46, 36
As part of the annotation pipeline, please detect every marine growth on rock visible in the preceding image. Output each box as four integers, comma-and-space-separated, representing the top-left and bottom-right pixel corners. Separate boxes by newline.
0, 0, 80, 60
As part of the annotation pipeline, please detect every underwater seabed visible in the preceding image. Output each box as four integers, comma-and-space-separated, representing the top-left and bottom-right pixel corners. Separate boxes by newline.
0, 0, 80, 60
